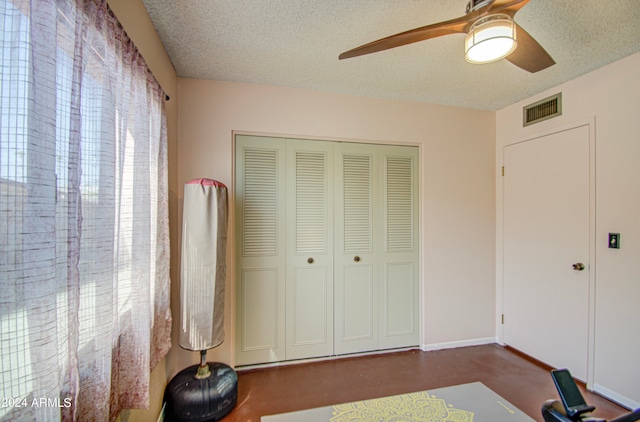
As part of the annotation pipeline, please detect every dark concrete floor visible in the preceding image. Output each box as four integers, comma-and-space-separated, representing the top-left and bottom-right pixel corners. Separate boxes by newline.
225, 344, 627, 422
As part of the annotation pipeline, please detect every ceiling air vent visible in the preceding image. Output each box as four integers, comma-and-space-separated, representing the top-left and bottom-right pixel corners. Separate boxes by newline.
523, 93, 562, 126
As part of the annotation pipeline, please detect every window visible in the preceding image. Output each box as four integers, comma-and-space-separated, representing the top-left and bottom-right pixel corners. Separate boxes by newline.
0, 1, 171, 420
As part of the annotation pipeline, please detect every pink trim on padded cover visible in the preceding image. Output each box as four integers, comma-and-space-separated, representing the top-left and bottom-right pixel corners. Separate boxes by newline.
187, 178, 227, 188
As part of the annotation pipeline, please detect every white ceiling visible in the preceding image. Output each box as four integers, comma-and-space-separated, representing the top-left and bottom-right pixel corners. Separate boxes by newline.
141, 0, 640, 111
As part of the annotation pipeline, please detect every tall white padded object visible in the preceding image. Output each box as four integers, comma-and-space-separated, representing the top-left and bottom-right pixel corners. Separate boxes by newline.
180, 178, 228, 351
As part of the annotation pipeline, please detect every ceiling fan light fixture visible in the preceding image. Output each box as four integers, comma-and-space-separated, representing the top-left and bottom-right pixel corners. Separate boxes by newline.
465, 14, 517, 64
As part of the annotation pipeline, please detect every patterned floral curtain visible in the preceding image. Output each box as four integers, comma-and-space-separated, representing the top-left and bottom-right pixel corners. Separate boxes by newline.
0, 0, 172, 420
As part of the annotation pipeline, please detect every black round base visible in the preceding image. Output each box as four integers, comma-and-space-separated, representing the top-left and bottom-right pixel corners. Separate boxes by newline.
163, 362, 238, 422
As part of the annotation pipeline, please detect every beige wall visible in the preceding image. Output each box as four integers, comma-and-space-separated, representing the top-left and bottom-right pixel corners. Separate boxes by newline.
107, 1, 178, 421
102, 2, 497, 419
73, 0, 640, 418
174, 80, 497, 372
496, 52, 640, 408
66, 1, 640, 415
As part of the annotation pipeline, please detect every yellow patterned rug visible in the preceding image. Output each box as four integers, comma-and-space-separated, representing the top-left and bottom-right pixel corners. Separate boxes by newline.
262, 382, 534, 421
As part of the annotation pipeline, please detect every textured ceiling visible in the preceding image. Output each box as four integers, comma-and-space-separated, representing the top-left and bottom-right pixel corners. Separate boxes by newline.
141, 0, 640, 111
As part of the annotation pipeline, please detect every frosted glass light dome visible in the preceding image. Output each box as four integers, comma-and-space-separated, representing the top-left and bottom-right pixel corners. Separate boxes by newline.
465, 14, 517, 64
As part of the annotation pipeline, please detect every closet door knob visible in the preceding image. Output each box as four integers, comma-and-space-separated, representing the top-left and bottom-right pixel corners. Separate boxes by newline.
353, 256, 361, 262
307, 257, 314, 264
572, 262, 585, 271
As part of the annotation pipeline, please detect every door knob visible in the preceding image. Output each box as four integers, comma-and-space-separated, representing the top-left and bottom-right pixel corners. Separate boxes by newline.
572, 262, 585, 271
353, 256, 361, 262
307, 257, 314, 264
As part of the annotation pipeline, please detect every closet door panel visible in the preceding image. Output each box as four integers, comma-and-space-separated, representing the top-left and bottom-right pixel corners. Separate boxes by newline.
286, 140, 334, 360
334, 143, 379, 355
379, 146, 420, 349
241, 268, 280, 350
382, 262, 415, 336
341, 264, 374, 340
235, 136, 287, 366
291, 266, 329, 343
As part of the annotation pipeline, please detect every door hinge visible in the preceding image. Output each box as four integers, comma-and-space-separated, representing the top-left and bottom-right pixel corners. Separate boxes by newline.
501, 166, 504, 176
501, 314, 505, 324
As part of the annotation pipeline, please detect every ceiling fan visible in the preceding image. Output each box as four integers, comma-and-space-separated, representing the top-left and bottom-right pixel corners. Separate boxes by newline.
339, 0, 555, 73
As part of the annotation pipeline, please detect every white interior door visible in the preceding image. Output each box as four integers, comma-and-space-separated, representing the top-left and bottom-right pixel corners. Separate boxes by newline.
285, 139, 334, 360
378, 145, 420, 350
502, 124, 591, 381
334, 143, 379, 355
235, 136, 287, 366
334, 143, 420, 355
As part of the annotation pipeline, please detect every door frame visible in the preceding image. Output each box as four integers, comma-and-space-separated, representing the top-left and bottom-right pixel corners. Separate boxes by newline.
496, 117, 596, 387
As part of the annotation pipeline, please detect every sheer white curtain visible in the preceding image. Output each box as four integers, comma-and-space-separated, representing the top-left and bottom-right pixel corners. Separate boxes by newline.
0, 0, 172, 420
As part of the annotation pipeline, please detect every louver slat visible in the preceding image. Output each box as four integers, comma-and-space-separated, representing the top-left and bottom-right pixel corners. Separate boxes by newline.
343, 154, 372, 252
243, 149, 278, 255
386, 156, 414, 251
295, 151, 327, 253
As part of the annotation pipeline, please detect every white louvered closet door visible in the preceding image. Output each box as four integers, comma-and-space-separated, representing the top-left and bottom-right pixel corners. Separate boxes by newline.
285, 140, 334, 360
378, 145, 419, 350
334, 143, 419, 355
235, 136, 287, 366
334, 142, 380, 355
236, 136, 419, 365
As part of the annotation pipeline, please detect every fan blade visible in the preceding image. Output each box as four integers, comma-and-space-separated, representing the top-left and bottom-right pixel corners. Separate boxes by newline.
487, 0, 530, 17
507, 24, 555, 72
339, 12, 478, 60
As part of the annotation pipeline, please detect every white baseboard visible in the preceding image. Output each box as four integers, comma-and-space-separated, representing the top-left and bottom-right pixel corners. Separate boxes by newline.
235, 346, 418, 371
420, 337, 498, 352
592, 384, 639, 410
